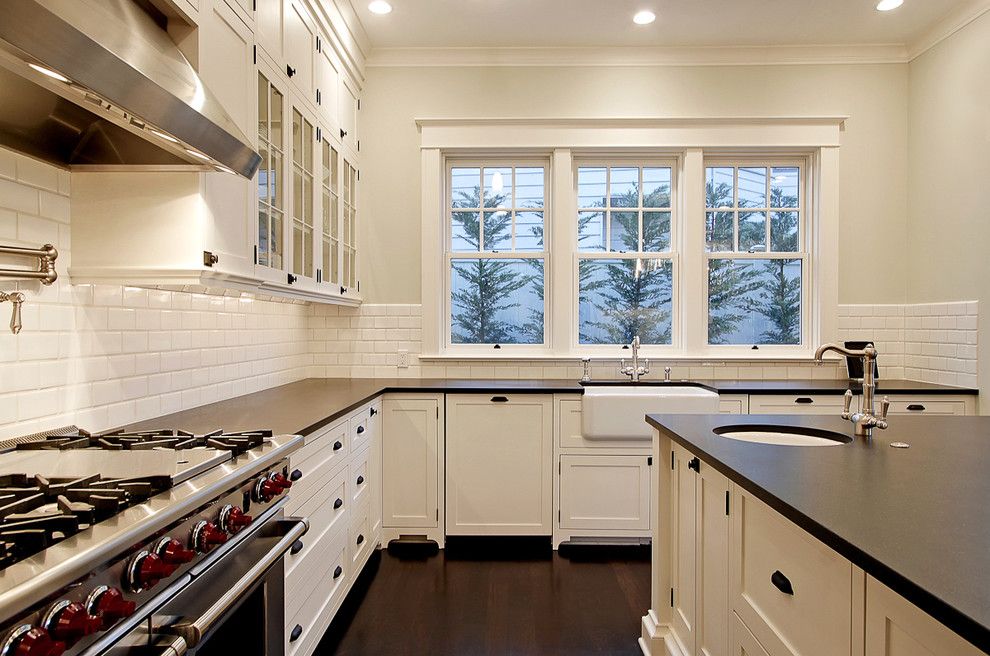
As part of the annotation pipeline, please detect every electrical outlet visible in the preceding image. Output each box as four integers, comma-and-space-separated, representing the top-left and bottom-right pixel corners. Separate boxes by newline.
397, 349, 409, 368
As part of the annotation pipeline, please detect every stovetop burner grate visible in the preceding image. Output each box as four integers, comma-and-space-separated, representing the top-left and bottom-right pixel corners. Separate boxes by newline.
15, 428, 273, 455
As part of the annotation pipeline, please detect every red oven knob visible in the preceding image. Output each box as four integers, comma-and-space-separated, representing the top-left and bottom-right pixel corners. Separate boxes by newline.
154, 537, 196, 566
269, 472, 292, 491
252, 476, 281, 502
0, 625, 65, 656
85, 586, 136, 624
40, 601, 102, 646
191, 520, 228, 553
218, 505, 253, 534
124, 551, 172, 593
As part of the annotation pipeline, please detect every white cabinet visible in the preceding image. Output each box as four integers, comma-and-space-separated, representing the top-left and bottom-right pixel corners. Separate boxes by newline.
748, 394, 849, 415
865, 576, 982, 656
283, 0, 317, 104
558, 455, 651, 531
255, 0, 285, 63
882, 394, 975, 416
445, 394, 553, 536
719, 395, 749, 415
338, 76, 359, 154
382, 394, 443, 534
316, 44, 340, 131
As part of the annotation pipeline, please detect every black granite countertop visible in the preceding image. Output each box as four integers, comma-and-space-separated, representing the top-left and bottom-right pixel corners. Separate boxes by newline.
646, 413, 990, 652
124, 378, 977, 437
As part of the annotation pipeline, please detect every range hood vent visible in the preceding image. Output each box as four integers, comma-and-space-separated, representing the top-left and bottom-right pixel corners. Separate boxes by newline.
0, 0, 260, 178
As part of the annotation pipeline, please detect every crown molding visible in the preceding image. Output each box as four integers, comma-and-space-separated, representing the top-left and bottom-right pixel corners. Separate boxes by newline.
368, 43, 909, 68
907, 0, 990, 60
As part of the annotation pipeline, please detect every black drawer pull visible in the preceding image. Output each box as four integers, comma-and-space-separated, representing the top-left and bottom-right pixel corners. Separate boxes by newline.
333, 565, 343, 579
290, 624, 302, 642
370, 407, 378, 417
907, 404, 926, 412
687, 457, 700, 472
334, 498, 343, 509
356, 425, 365, 435
290, 539, 304, 555
771, 570, 794, 595
356, 475, 364, 485
794, 397, 814, 404
333, 440, 343, 451
290, 469, 303, 481
356, 534, 364, 545
491, 396, 509, 403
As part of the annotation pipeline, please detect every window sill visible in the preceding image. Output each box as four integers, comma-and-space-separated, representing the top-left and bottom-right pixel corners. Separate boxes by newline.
419, 352, 838, 364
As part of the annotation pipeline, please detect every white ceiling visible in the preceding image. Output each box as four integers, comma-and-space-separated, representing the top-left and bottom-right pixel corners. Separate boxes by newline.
351, 0, 969, 49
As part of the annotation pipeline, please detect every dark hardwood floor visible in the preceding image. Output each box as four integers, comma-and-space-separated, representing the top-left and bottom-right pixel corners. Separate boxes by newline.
315, 539, 651, 656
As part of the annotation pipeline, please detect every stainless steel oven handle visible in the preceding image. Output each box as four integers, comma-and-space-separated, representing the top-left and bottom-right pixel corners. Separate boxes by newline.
165, 517, 309, 648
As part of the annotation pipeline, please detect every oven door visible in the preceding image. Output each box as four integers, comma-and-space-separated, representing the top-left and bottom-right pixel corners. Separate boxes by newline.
95, 505, 307, 656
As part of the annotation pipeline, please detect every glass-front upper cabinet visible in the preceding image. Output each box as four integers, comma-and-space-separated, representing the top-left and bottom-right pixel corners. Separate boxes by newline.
290, 106, 315, 280
342, 157, 358, 291
257, 70, 286, 273
321, 134, 340, 287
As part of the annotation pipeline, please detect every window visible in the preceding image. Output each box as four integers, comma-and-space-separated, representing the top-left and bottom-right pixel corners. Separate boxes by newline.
446, 162, 547, 347
576, 163, 675, 345
257, 72, 284, 270
705, 162, 805, 346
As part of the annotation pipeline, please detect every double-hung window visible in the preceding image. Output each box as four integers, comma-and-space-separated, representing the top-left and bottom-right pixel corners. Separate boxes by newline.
704, 161, 807, 347
446, 162, 548, 348
576, 162, 676, 346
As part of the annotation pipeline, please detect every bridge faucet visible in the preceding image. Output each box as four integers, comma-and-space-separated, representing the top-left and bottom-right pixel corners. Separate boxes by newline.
619, 335, 650, 382
814, 342, 889, 437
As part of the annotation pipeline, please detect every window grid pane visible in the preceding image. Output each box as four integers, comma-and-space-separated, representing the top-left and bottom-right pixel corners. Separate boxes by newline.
449, 165, 547, 254
577, 165, 672, 255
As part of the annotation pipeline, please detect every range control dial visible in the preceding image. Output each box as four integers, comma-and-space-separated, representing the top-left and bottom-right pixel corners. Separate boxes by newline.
123, 551, 172, 593
154, 537, 195, 566
40, 601, 101, 646
0, 625, 65, 656
269, 472, 292, 491
251, 475, 282, 503
190, 521, 228, 553
85, 586, 135, 624
218, 505, 253, 534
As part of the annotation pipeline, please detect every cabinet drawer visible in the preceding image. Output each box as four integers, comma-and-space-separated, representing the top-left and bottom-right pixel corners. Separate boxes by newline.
285, 469, 347, 582
285, 517, 347, 621
559, 455, 651, 531
883, 395, 972, 416
350, 407, 372, 453
349, 447, 371, 507
348, 499, 374, 569
558, 397, 650, 450
285, 533, 348, 656
731, 488, 853, 656
286, 422, 348, 514
748, 394, 847, 415
720, 394, 750, 415
731, 612, 771, 656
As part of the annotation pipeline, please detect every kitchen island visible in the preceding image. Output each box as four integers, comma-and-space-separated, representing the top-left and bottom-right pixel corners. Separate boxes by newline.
642, 413, 990, 655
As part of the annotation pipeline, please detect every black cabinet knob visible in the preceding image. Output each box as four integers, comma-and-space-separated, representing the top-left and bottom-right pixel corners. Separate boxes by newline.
370, 407, 378, 417
333, 565, 343, 579
334, 498, 343, 509
356, 534, 364, 545
290, 625, 302, 642
290, 469, 303, 481
340, 285, 347, 295
286, 65, 296, 77
333, 440, 343, 451
688, 457, 700, 472
771, 570, 794, 595
356, 475, 364, 485
356, 425, 365, 435
340, 128, 348, 139
287, 273, 297, 285
290, 539, 304, 555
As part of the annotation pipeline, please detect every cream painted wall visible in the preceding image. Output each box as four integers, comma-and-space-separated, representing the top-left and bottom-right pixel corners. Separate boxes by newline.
357, 64, 910, 305
906, 10, 990, 401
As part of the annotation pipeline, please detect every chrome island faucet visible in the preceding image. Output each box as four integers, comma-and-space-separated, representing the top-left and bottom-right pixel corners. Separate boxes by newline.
620, 335, 650, 382
814, 342, 890, 437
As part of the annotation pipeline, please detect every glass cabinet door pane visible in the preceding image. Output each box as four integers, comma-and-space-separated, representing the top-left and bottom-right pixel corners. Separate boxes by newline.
257, 73, 286, 272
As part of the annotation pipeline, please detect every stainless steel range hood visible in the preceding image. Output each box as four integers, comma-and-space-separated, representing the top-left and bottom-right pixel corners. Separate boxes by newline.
0, 0, 261, 178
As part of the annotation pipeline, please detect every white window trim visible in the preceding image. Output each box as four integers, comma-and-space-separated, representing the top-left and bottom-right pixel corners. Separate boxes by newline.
418, 118, 842, 361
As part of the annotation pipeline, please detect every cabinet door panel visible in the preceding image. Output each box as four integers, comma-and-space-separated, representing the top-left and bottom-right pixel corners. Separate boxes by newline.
284, 0, 316, 101
337, 76, 358, 152
748, 394, 847, 415
316, 47, 340, 129
671, 443, 698, 656
698, 462, 730, 656
446, 394, 553, 536
256, 0, 283, 62
730, 613, 772, 656
382, 397, 439, 528
559, 455, 650, 531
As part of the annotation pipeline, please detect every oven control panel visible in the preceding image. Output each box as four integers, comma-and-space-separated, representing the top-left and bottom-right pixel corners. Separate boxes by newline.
0, 463, 295, 655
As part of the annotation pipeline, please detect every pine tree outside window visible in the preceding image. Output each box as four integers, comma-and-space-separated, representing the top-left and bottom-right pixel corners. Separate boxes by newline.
705, 161, 807, 347
446, 162, 548, 349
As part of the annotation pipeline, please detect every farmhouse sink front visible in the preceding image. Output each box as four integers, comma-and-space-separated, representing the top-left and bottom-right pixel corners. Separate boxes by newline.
581, 385, 720, 439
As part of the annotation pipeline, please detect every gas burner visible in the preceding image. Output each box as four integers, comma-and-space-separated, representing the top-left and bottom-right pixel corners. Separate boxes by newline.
16, 429, 272, 455
0, 473, 173, 566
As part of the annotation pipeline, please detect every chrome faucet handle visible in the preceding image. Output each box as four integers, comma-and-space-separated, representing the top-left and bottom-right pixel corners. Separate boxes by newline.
841, 389, 853, 420
664, 366, 672, 382
877, 396, 890, 429
642, 358, 650, 373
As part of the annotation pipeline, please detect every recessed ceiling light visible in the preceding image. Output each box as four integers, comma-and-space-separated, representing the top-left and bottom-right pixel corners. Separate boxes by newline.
633, 10, 656, 25
368, 1, 392, 14
28, 63, 70, 83
876, 0, 903, 10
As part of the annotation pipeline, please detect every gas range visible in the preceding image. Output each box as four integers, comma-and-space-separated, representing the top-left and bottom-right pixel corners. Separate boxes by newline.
0, 426, 305, 656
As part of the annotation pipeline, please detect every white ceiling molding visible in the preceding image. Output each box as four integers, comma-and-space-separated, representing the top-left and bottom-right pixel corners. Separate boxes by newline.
368, 44, 909, 68
907, 0, 990, 60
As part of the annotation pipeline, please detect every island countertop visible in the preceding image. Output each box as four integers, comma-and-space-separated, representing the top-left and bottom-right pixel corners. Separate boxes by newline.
645, 412, 990, 652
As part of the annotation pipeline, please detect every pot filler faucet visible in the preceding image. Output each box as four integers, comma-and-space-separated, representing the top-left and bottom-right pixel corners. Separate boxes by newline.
814, 342, 890, 438
620, 335, 650, 382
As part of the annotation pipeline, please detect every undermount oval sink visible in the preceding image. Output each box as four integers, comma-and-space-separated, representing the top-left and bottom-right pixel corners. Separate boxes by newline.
713, 425, 852, 447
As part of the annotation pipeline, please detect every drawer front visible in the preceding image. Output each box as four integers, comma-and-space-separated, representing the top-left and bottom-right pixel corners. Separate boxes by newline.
350, 447, 371, 507
285, 533, 348, 656
289, 421, 348, 503
285, 470, 348, 587
748, 394, 847, 415
720, 394, 750, 415
348, 499, 374, 568
559, 455, 651, 531
558, 396, 650, 450
884, 395, 972, 416
731, 612, 772, 656
350, 405, 372, 453
732, 488, 853, 656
